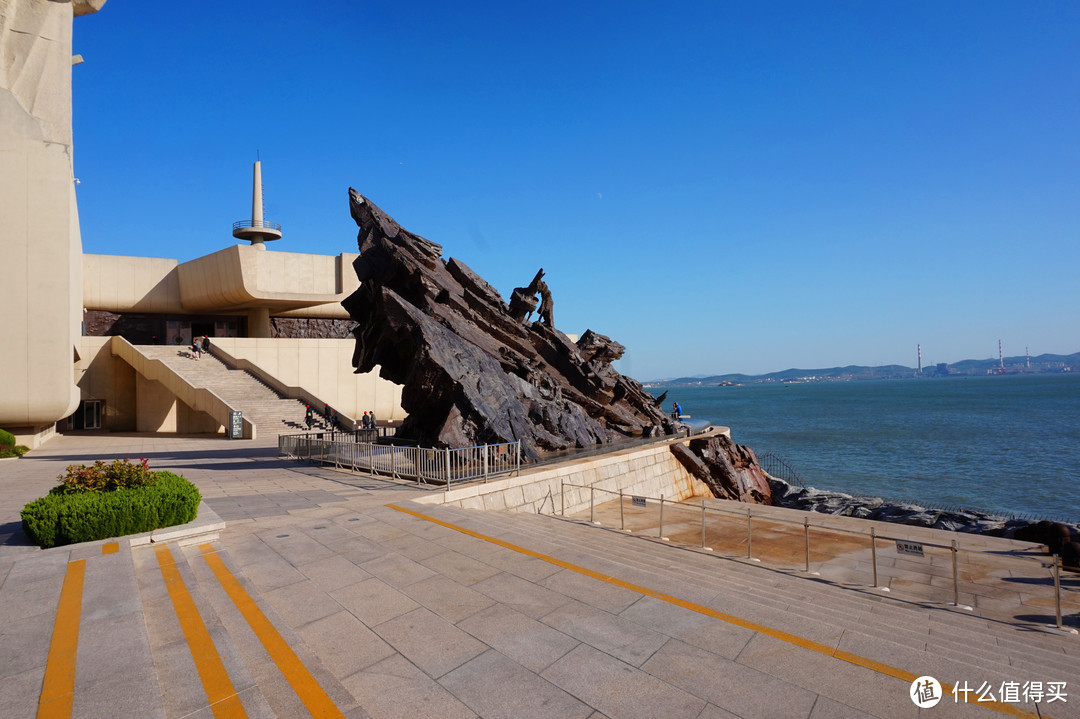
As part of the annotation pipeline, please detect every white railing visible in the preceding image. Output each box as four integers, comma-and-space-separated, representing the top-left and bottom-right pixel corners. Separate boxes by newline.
278, 433, 521, 489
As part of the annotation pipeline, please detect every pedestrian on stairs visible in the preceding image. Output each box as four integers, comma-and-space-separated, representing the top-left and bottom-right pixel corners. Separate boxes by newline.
305, 405, 314, 430
192, 336, 203, 360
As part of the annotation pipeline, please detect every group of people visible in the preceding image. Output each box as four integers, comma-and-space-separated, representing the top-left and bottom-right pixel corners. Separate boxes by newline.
190, 335, 210, 360
302, 403, 377, 432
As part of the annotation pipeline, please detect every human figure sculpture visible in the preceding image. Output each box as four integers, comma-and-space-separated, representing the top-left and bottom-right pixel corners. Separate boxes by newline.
536, 279, 554, 328
509, 268, 545, 322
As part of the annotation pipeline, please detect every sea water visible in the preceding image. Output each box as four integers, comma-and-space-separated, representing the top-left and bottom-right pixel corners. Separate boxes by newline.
663, 373, 1080, 522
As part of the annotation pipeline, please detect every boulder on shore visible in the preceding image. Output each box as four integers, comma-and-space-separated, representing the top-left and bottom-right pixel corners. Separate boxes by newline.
671, 435, 772, 505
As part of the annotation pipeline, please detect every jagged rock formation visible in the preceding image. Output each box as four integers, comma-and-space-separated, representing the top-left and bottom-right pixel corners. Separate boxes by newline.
341, 189, 676, 460
671, 435, 773, 504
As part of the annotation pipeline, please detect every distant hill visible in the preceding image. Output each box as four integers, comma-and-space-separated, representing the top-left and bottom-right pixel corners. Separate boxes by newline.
645, 352, 1080, 388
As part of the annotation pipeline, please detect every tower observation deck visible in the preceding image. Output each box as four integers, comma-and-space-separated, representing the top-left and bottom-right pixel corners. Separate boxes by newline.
232, 160, 281, 249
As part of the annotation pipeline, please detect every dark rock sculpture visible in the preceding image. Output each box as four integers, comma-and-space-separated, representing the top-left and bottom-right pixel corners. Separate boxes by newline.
341, 190, 676, 460
671, 435, 773, 505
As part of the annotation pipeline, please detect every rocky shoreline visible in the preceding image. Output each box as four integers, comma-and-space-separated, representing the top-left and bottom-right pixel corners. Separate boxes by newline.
767, 476, 1080, 543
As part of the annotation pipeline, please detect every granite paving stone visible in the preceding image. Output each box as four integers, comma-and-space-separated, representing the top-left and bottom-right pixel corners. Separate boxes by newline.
296, 610, 398, 678
329, 577, 421, 628
617, 595, 756, 660
294, 553, 373, 592
359, 552, 440, 589
418, 549, 504, 586
403, 574, 496, 623
439, 648, 592, 719
539, 566, 643, 614
470, 571, 574, 619
340, 654, 477, 719
372, 606, 488, 678
541, 598, 670, 667
541, 643, 706, 719
641, 638, 819, 719
456, 603, 580, 674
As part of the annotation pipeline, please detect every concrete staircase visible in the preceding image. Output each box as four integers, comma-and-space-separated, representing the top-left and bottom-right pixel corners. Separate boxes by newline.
135, 345, 330, 436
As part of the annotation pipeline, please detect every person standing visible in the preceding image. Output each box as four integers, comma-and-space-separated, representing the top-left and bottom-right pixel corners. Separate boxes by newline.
369, 410, 377, 431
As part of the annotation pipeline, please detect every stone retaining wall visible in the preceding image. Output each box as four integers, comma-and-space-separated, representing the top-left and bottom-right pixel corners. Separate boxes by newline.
412, 430, 730, 515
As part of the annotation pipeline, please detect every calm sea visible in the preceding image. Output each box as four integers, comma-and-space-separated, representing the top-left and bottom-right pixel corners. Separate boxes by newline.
662, 373, 1080, 522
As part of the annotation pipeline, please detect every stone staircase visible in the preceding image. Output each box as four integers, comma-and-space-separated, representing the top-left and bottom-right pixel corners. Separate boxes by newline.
400, 503, 1080, 702
134, 345, 332, 436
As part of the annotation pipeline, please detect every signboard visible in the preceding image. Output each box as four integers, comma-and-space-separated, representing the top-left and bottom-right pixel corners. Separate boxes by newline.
228, 411, 243, 439
631, 496, 646, 507
896, 540, 924, 557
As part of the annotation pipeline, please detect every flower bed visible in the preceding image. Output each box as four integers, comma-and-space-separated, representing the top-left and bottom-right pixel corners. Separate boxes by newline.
20, 458, 201, 548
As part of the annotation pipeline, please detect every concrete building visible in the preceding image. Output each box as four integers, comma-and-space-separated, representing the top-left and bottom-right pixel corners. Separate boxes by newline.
1, 0, 403, 448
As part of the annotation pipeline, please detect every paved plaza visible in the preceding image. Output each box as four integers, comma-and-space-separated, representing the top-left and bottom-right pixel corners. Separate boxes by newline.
1, 433, 1079, 718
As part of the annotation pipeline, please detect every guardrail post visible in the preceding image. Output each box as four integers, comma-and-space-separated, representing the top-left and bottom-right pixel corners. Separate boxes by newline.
515, 442, 521, 477
590, 485, 595, 523
560, 480, 565, 517
445, 448, 452, 491
701, 500, 707, 548
804, 517, 810, 572
620, 490, 625, 530
746, 507, 753, 559
659, 495, 664, 539
951, 540, 959, 606
870, 527, 878, 588
1054, 555, 1063, 629
483, 445, 489, 483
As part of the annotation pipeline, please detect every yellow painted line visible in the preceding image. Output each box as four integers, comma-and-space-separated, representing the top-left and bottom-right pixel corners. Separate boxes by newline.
102, 542, 119, 555
155, 545, 247, 719
197, 543, 344, 719
37, 559, 85, 719
386, 503, 1044, 719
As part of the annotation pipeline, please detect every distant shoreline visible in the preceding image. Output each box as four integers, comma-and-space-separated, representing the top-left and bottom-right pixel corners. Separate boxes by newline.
646, 351, 1079, 388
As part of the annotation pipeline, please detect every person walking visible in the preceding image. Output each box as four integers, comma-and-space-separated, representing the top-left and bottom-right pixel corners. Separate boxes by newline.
304, 405, 314, 430
192, 335, 203, 360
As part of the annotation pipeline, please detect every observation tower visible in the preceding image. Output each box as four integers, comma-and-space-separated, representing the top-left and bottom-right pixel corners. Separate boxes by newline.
232, 159, 282, 249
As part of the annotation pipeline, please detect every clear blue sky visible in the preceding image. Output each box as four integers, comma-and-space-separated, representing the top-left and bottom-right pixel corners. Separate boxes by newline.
72, 1, 1079, 381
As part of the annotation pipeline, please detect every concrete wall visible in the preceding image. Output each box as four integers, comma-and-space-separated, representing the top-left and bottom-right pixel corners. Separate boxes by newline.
213, 338, 405, 421
175, 245, 359, 316
412, 437, 717, 515
83, 254, 182, 313
0, 0, 94, 436
76, 336, 136, 430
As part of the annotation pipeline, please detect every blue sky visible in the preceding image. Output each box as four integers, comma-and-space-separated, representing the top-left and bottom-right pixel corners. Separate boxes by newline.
71, 1, 1079, 380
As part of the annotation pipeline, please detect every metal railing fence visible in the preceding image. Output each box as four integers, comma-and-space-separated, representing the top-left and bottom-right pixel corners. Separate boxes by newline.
559, 481, 1072, 629
279, 432, 520, 489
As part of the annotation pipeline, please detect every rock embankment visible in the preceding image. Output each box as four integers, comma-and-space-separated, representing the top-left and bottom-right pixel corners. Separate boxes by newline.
768, 477, 1080, 567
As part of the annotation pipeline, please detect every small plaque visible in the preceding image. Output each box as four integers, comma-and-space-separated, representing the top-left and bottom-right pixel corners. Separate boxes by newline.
632, 496, 646, 507
228, 411, 243, 439
896, 540, 924, 557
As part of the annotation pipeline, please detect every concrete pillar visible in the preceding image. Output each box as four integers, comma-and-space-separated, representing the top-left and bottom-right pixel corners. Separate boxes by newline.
252, 160, 263, 229
248, 306, 272, 338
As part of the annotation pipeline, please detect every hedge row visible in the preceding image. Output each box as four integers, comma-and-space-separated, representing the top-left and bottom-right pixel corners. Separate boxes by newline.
21, 471, 201, 548
0, 428, 29, 458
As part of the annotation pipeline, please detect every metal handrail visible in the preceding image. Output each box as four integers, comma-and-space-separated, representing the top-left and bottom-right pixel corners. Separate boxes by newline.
558, 480, 1069, 628
233, 219, 282, 232
278, 433, 521, 488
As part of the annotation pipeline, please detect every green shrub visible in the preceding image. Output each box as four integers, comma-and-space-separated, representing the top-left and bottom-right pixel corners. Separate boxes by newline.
14, 445, 29, 456
52, 457, 153, 494
21, 471, 201, 548
0, 448, 18, 459
0, 428, 15, 448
